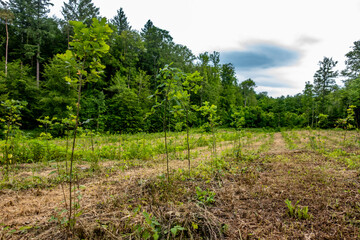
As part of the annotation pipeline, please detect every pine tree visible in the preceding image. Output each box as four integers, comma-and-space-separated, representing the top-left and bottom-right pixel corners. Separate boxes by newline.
302, 81, 315, 127
61, 0, 100, 49
313, 57, 338, 111
9, 0, 53, 87
33, 0, 53, 88
140, 20, 173, 88
342, 41, 360, 84
111, 7, 131, 35
0, 1, 14, 76
61, 0, 100, 24
8, 0, 33, 61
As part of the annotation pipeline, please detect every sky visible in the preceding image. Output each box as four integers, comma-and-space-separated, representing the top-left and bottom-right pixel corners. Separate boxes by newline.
49, 0, 360, 97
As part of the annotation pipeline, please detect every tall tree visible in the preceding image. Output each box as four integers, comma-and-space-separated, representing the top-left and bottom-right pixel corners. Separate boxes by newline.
61, 0, 100, 25
140, 20, 173, 88
240, 78, 256, 107
106, 29, 144, 86
221, 63, 236, 86
342, 41, 360, 127
342, 41, 360, 82
8, 0, 33, 62
302, 81, 315, 127
111, 7, 131, 35
219, 63, 237, 124
313, 56, 338, 111
0, 1, 14, 76
33, 0, 53, 87
61, 0, 100, 47
197, 52, 210, 105
196, 51, 222, 106
9, 0, 53, 87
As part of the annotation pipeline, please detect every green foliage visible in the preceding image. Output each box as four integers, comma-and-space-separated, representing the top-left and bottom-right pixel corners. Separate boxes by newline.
317, 113, 329, 128
231, 110, 246, 130
41, 56, 77, 120
0, 60, 39, 128
1, 0, 360, 143
105, 72, 144, 133
197, 101, 220, 131
170, 225, 185, 238
285, 199, 311, 220
336, 105, 356, 130
0, 99, 26, 179
195, 186, 215, 205
139, 211, 161, 240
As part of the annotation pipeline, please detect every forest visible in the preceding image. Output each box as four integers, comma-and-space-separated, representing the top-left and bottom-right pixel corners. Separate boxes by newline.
0, 0, 359, 134
1, 0, 360, 239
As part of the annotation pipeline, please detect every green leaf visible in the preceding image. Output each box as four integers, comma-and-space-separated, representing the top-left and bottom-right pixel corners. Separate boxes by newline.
142, 231, 151, 239
153, 232, 159, 240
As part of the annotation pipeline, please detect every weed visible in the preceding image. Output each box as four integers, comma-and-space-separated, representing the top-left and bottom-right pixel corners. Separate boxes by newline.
136, 211, 161, 240
196, 186, 215, 205
285, 199, 311, 220
281, 131, 298, 150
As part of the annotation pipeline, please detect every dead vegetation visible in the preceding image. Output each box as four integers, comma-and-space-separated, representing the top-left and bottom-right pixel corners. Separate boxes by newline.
1, 130, 360, 239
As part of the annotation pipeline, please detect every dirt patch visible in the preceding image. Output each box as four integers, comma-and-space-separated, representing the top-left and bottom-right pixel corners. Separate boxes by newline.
266, 132, 288, 154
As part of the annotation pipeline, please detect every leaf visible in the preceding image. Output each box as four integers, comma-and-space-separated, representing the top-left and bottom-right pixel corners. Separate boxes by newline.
153, 232, 159, 240
143, 211, 151, 225
142, 230, 151, 240
171, 225, 185, 237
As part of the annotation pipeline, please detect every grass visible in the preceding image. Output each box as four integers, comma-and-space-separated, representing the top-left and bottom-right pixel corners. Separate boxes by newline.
0, 129, 360, 239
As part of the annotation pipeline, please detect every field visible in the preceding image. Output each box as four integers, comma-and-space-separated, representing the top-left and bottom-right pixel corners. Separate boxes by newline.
1, 129, 360, 239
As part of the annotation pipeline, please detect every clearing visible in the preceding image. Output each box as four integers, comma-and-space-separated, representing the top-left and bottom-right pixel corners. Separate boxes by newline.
1, 129, 360, 239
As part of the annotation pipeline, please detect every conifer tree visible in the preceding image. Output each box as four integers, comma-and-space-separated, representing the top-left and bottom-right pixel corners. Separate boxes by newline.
61, 0, 100, 24
9, 0, 53, 87
313, 57, 338, 112
0, 1, 14, 76
111, 7, 131, 35
33, 0, 53, 87
140, 20, 173, 88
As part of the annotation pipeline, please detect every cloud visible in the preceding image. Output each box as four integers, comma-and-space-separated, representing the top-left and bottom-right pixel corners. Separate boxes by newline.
236, 70, 296, 89
220, 43, 300, 70
256, 86, 301, 98
296, 36, 320, 46
219, 42, 303, 96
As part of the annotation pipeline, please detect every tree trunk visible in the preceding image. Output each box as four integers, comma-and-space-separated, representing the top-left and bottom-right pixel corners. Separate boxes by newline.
67, 25, 70, 49
36, 45, 40, 88
186, 108, 190, 176
5, 18, 8, 77
69, 72, 83, 229
163, 96, 169, 182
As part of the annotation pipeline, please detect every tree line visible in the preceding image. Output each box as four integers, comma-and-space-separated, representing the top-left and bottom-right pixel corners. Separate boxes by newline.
0, 0, 359, 135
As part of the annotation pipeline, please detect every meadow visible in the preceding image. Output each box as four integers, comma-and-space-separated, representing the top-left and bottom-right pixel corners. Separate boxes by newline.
0, 128, 360, 239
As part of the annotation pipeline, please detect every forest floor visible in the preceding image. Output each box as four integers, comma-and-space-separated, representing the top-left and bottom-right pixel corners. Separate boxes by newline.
1, 130, 360, 239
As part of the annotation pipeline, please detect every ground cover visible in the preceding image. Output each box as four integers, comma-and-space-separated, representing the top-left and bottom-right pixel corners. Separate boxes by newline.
0, 129, 360, 239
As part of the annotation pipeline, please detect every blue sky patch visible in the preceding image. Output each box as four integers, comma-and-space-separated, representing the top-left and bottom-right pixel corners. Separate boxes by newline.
221, 44, 300, 70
